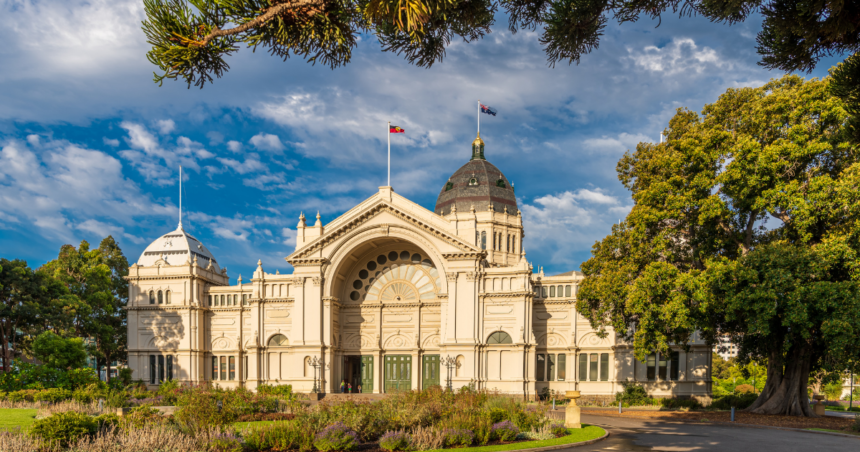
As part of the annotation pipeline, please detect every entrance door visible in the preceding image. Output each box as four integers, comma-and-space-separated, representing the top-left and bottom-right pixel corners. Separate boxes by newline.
361, 356, 374, 393
422, 355, 440, 389
384, 355, 412, 392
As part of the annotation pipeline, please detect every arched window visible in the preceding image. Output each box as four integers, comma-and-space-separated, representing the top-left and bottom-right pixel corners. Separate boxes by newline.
220, 295, 225, 306
492, 233, 496, 250
233, 295, 238, 305
469, 177, 478, 186
487, 331, 513, 344
565, 285, 572, 297
507, 235, 510, 252
541, 286, 548, 298
268, 334, 289, 346
557, 285, 563, 297
157, 290, 163, 304
481, 231, 486, 250
165, 290, 171, 304
149, 292, 155, 304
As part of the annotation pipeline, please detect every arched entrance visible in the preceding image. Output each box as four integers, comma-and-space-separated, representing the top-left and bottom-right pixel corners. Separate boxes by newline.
328, 235, 444, 393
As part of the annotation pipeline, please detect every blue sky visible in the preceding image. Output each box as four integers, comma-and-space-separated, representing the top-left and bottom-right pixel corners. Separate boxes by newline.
0, 1, 843, 280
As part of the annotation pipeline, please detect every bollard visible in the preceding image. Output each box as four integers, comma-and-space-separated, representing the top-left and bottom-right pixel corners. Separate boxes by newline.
552, 399, 556, 410
731, 407, 735, 422
619, 401, 622, 414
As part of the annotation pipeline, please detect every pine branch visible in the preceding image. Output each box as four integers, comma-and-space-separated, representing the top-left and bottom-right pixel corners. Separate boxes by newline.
191, 0, 325, 48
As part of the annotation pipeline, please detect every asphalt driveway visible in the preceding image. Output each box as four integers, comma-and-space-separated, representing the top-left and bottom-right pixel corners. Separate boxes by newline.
566, 413, 859, 451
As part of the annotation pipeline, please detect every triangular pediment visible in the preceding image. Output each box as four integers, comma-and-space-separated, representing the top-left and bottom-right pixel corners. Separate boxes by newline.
287, 190, 479, 262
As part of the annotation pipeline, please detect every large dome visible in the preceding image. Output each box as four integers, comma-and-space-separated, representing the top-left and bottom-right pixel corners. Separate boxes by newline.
137, 225, 220, 272
434, 133, 518, 216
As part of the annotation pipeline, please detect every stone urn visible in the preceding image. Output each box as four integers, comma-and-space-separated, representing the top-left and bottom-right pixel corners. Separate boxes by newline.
813, 394, 826, 416
564, 390, 582, 429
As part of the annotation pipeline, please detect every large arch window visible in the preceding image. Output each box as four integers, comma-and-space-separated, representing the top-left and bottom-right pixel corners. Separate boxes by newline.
157, 290, 163, 304
149, 291, 155, 304
268, 334, 289, 346
487, 331, 513, 344
165, 290, 171, 304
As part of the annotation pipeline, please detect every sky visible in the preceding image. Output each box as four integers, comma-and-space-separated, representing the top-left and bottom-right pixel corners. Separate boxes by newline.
0, 0, 843, 281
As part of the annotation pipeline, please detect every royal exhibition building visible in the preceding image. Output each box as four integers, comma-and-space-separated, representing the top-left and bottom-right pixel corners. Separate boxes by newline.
125, 134, 712, 400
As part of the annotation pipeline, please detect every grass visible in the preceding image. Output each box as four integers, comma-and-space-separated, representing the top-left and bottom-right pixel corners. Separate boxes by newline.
806, 428, 860, 436
0, 408, 38, 432
234, 420, 286, 431
825, 406, 860, 412
421, 427, 606, 452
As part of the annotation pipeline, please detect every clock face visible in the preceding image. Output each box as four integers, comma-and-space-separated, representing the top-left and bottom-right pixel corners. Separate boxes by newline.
163, 239, 172, 248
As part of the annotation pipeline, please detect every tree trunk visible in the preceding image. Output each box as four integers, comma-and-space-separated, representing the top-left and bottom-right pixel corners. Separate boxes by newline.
746, 346, 814, 416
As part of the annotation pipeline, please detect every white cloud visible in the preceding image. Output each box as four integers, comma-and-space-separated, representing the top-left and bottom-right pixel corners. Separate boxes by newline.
218, 154, 265, 175
103, 137, 120, 147
155, 119, 176, 134
27, 135, 40, 146
282, 227, 297, 247
249, 133, 284, 152
226, 140, 243, 152
627, 38, 725, 76
582, 132, 652, 154
117, 122, 212, 185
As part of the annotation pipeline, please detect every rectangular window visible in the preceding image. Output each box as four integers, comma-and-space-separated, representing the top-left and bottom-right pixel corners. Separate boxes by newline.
507, 235, 510, 252
534, 286, 539, 296
536, 354, 546, 381
557, 354, 566, 381
166, 291, 171, 304
243, 294, 249, 305
600, 353, 609, 381
244, 356, 249, 380
167, 355, 174, 381
549, 286, 556, 297
481, 231, 486, 250
565, 285, 571, 297
541, 286, 547, 298
670, 352, 680, 381
658, 353, 667, 380
229, 356, 236, 380
646, 354, 656, 381
212, 356, 218, 380
157, 355, 165, 383
589, 354, 598, 381
208, 295, 212, 306
579, 354, 588, 381
220, 356, 227, 380
547, 354, 556, 381
150, 355, 156, 384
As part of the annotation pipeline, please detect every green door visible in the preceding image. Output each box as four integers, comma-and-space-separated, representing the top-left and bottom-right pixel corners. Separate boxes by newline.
361, 356, 374, 392
422, 355, 440, 389
384, 355, 412, 392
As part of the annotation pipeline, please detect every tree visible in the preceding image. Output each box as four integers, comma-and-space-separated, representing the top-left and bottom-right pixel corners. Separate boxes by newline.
32, 331, 88, 370
0, 259, 68, 372
41, 237, 129, 382
712, 353, 734, 380
577, 74, 860, 416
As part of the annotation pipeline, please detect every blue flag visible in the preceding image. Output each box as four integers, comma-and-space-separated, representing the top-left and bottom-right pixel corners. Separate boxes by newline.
480, 103, 497, 116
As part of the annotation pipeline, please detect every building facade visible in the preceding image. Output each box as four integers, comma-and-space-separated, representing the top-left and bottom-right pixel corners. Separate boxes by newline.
126, 134, 712, 398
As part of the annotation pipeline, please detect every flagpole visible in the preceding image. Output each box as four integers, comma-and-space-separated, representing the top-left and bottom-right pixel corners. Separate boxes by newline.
477, 100, 480, 135
178, 165, 183, 229
387, 121, 391, 187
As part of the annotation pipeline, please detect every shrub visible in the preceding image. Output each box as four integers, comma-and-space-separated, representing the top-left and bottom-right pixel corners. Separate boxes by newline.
94, 412, 120, 429
244, 421, 312, 451
734, 384, 755, 394
409, 426, 445, 451
236, 412, 295, 422
491, 420, 519, 442
119, 404, 170, 430
517, 424, 556, 441
156, 379, 181, 404
34, 388, 72, 403
549, 422, 567, 438
443, 428, 474, 447
59, 368, 103, 391
487, 407, 508, 423
105, 389, 130, 409
30, 410, 98, 447
208, 432, 244, 452
709, 393, 758, 410
380, 430, 411, 451
258, 384, 294, 399
615, 384, 651, 406
852, 414, 860, 433
314, 422, 360, 451
8, 389, 40, 402
659, 398, 702, 410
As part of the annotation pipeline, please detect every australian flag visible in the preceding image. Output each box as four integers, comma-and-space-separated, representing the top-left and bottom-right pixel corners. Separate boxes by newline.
480, 103, 497, 116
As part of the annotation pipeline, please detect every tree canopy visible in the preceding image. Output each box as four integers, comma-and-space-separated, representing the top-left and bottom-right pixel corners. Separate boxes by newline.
32, 331, 88, 370
577, 74, 860, 416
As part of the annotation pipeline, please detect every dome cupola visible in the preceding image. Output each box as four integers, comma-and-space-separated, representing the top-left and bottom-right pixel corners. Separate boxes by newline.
137, 225, 220, 272
435, 133, 517, 216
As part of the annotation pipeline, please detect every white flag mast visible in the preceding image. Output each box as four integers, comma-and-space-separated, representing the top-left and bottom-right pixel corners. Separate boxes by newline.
477, 100, 481, 135
387, 121, 391, 187
178, 165, 183, 229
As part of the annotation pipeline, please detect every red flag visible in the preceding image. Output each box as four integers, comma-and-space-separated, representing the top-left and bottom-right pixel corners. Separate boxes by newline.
389, 126, 405, 133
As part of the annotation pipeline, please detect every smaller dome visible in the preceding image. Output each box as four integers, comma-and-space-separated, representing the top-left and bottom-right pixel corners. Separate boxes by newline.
137, 225, 220, 272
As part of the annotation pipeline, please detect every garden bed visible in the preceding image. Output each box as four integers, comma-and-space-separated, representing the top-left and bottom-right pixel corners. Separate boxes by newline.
582, 408, 858, 432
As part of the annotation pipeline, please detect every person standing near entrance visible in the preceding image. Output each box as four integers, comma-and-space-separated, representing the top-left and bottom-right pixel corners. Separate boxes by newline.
357, 384, 362, 393
340, 380, 346, 393
348, 383, 352, 393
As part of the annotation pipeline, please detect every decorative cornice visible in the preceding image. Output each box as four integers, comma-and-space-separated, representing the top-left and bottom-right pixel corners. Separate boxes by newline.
312, 277, 322, 286
442, 251, 486, 261
479, 291, 532, 298
289, 257, 329, 267
465, 272, 481, 282
533, 300, 575, 305
292, 277, 305, 287
127, 305, 205, 312
446, 272, 458, 282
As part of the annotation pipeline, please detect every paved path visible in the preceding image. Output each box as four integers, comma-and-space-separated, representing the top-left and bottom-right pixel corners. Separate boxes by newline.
562, 414, 858, 451
825, 410, 858, 418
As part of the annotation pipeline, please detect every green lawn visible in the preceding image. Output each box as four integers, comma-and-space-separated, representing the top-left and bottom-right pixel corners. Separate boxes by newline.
233, 423, 606, 451
0, 409, 38, 432
806, 428, 860, 436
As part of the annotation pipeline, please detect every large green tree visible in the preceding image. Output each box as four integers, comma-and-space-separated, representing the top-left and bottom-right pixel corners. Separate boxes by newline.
0, 259, 69, 372
577, 74, 860, 416
32, 331, 88, 370
41, 237, 129, 381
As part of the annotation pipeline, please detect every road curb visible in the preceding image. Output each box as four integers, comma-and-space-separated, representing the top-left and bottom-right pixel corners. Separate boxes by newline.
584, 413, 860, 440
514, 430, 610, 451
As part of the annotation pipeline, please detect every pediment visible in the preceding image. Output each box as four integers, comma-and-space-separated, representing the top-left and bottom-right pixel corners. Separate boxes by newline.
287, 197, 479, 262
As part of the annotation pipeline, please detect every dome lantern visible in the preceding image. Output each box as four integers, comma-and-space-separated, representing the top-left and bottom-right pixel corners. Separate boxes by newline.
471, 132, 485, 160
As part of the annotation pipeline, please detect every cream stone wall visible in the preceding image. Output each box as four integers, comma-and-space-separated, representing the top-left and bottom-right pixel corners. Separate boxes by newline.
126, 186, 712, 399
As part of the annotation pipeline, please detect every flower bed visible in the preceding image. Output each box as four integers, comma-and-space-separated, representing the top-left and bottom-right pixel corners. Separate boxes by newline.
0, 386, 609, 451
